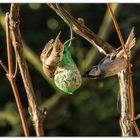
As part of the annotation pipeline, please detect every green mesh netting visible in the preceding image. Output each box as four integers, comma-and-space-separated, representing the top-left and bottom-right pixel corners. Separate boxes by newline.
54, 45, 82, 94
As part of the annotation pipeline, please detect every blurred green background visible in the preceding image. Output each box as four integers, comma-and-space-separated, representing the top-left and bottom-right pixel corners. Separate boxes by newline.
0, 3, 140, 136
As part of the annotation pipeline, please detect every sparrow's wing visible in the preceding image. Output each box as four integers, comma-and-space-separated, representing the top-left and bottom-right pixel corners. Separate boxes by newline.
40, 39, 54, 62
41, 33, 64, 66
40, 33, 64, 78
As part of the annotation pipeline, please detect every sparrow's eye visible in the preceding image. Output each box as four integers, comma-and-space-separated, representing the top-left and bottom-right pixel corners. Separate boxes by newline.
93, 66, 98, 71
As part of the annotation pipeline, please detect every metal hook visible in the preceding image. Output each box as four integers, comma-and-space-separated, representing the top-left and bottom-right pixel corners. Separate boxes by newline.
55, 3, 74, 48
64, 37, 75, 47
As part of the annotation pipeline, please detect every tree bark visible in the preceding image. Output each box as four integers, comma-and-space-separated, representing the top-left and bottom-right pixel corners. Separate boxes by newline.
118, 70, 133, 136
9, 4, 46, 136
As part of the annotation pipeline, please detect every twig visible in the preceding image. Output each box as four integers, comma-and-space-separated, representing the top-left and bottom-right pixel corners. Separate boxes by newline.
107, 4, 140, 136
0, 9, 57, 90
48, 4, 116, 55
82, 4, 121, 72
9, 4, 46, 136
0, 60, 8, 73
106, 4, 127, 56
5, 12, 30, 136
107, 4, 133, 136
98, 4, 121, 40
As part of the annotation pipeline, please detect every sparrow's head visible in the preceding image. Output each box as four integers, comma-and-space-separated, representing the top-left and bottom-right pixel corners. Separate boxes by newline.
83, 65, 104, 79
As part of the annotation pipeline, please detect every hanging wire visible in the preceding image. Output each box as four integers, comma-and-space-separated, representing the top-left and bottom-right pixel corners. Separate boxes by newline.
55, 3, 74, 47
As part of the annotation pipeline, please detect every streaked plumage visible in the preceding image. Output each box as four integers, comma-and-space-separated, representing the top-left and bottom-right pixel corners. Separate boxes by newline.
83, 28, 135, 79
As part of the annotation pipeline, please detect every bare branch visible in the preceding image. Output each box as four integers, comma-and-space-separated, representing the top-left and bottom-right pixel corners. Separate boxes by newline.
5, 12, 30, 136
9, 4, 46, 136
118, 70, 132, 136
107, 4, 140, 136
0, 60, 8, 73
48, 4, 116, 55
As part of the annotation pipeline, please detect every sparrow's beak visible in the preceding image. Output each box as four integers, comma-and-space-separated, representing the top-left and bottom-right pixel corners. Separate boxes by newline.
82, 70, 91, 77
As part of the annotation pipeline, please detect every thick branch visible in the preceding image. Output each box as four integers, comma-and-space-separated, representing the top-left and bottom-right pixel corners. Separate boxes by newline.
5, 12, 30, 137
48, 4, 116, 55
118, 70, 132, 136
9, 4, 46, 136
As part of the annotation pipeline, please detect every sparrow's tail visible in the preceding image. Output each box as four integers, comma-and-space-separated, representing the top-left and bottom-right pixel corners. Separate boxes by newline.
125, 27, 136, 50
116, 27, 136, 57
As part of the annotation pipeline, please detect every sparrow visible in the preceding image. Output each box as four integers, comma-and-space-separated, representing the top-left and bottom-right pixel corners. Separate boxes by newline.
40, 32, 64, 78
83, 27, 136, 79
